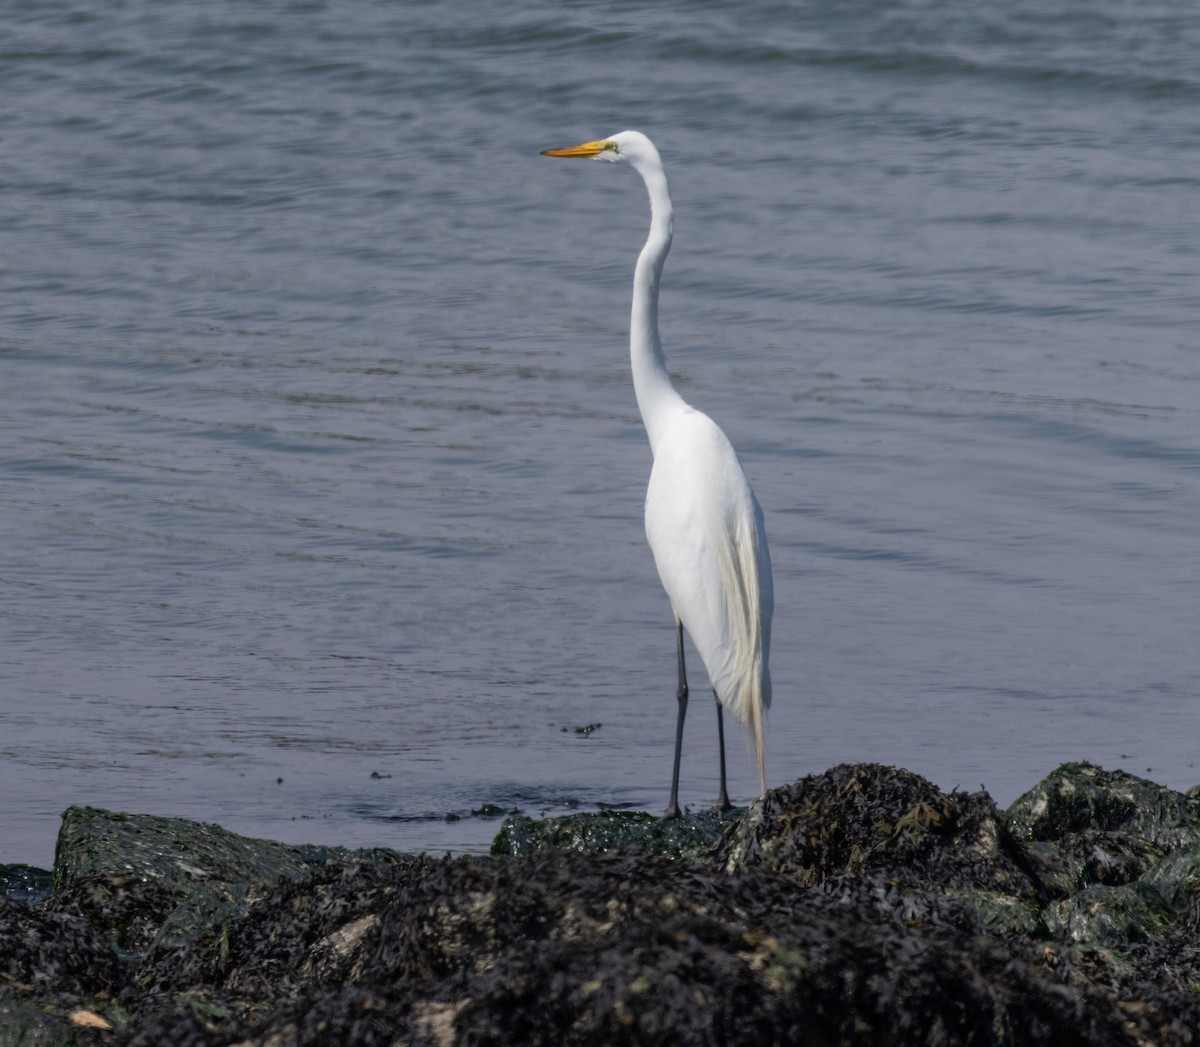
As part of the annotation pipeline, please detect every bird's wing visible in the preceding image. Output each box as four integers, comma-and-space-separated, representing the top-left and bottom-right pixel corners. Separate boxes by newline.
644, 409, 770, 722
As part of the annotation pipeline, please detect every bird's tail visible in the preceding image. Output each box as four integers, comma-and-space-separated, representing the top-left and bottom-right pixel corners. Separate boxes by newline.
739, 653, 768, 792
749, 665, 767, 797
717, 515, 771, 798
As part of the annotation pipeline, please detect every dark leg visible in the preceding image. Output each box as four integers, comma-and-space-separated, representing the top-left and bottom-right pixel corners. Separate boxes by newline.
665, 619, 688, 819
714, 692, 731, 812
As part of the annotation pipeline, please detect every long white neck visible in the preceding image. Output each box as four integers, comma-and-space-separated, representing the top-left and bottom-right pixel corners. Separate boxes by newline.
630, 161, 686, 453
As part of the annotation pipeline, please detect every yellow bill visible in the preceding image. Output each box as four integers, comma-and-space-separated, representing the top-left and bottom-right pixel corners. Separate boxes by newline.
540, 138, 615, 158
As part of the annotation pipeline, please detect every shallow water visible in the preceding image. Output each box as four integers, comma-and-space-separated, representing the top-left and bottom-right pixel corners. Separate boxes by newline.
2, 0, 1198, 866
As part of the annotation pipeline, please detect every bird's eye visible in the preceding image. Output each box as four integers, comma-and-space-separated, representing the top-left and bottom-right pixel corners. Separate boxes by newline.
605, 141, 619, 153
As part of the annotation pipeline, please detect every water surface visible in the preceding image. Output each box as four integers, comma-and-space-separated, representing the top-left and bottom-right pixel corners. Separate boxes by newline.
2, 0, 1198, 865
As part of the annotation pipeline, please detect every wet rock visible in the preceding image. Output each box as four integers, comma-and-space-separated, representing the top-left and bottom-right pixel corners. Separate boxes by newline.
1007, 762, 1200, 851
1143, 842, 1200, 910
492, 807, 737, 860
116, 850, 1130, 1046
1005, 762, 1200, 947
50, 805, 401, 956
0, 895, 122, 999
720, 763, 1041, 892
1006, 760, 1200, 899
1117, 887, 1200, 1039
717, 762, 1052, 939
0, 991, 80, 1047
0, 894, 124, 1044
4, 761, 1200, 1045
0, 864, 55, 906
1045, 882, 1176, 946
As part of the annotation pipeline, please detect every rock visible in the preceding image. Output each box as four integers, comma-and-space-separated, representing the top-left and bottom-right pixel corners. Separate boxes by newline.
1004, 762, 1200, 948
0, 894, 125, 1044
4, 761, 1200, 1044
0, 895, 121, 998
1045, 882, 1176, 946
0, 864, 54, 906
492, 807, 737, 859
718, 763, 1052, 936
1143, 843, 1200, 910
1007, 762, 1200, 851
50, 805, 401, 956
116, 850, 1130, 1046
720, 763, 1041, 891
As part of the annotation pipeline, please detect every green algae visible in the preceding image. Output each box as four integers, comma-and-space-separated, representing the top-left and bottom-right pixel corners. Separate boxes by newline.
491, 807, 741, 860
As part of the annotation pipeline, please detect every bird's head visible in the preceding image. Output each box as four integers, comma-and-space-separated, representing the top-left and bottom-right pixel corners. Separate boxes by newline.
540, 130, 661, 171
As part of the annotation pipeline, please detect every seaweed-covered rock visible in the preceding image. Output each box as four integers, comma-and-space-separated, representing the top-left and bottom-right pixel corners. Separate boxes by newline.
130, 985, 412, 1047
1122, 907, 1200, 1038
0, 896, 121, 999
1143, 843, 1200, 911
1004, 763, 1200, 947
1007, 762, 1200, 850
6, 762, 1200, 1045
1007, 762, 1200, 896
1045, 882, 1176, 946
0, 991, 90, 1047
117, 849, 1135, 1046
132, 854, 436, 999
492, 807, 737, 860
720, 763, 1042, 896
49, 805, 401, 955
1, 864, 54, 906
0, 895, 124, 1043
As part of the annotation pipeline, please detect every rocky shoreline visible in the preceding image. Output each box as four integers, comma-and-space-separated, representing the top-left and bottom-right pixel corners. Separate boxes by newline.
4, 760, 1200, 1045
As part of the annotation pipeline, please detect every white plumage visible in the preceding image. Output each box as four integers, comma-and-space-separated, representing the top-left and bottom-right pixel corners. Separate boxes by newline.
542, 130, 773, 816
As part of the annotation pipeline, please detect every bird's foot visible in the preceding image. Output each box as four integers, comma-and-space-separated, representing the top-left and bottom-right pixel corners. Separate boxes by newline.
663, 801, 682, 820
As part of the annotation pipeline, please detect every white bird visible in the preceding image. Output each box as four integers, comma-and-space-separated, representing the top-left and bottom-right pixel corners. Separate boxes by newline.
541, 131, 773, 817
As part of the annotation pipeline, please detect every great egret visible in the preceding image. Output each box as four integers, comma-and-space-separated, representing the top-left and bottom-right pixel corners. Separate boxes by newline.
541, 131, 773, 817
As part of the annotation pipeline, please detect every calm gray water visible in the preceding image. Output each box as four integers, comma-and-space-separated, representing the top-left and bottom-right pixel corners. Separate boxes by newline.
2, 1, 1198, 866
